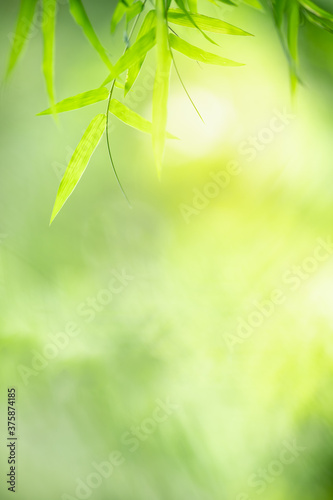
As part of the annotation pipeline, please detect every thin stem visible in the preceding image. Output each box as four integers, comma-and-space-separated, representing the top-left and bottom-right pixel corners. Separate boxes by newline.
105, 1, 147, 205
106, 79, 132, 206
170, 50, 205, 123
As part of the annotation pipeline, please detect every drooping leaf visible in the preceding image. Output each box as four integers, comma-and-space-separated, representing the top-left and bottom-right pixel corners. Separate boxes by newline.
299, 0, 333, 22
216, 0, 237, 5
169, 33, 244, 66
304, 9, 333, 33
173, 0, 219, 45
241, 0, 262, 9
42, 0, 57, 110
68, 0, 113, 71
109, 99, 177, 138
50, 113, 106, 224
38, 88, 110, 115
126, 1, 144, 24
125, 9, 157, 94
167, 9, 253, 35
273, 0, 288, 27
152, 0, 172, 176
103, 28, 156, 85
111, 1, 128, 32
6, 0, 39, 79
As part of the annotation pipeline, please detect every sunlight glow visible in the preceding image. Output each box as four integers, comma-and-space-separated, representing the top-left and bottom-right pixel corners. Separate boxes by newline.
167, 89, 237, 159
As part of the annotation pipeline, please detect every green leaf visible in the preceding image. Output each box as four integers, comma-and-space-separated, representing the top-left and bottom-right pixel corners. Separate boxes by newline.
69, 0, 113, 71
241, 0, 262, 9
216, 0, 237, 5
50, 114, 106, 224
103, 28, 156, 86
125, 9, 157, 94
37, 88, 110, 115
6, 0, 39, 79
109, 99, 177, 137
273, 0, 288, 27
42, 0, 57, 110
299, 0, 333, 22
173, 0, 219, 45
111, 1, 128, 32
304, 10, 333, 33
153, 0, 172, 176
169, 33, 244, 66
167, 9, 253, 35
126, 1, 144, 24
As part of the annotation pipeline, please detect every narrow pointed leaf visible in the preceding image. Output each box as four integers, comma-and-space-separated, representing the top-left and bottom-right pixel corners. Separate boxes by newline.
103, 28, 156, 85
38, 88, 110, 115
241, 0, 262, 9
274, 0, 288, 27
50, 114, 106, 224
111, 2, 127, 32
299, 0, 333, 22
125, 9, 156, 94
6, 0, 39, 78
304, 10, 333, 33
153, 0, 172, 175
167, 9, 253, 35
42, 0, 57, 109
174, 0, 218, 45
126, 1, 144, 24
216, 0, 237, 5
109, 99, 177, 138
169, 34, 244, 66
69, 0, 113, 70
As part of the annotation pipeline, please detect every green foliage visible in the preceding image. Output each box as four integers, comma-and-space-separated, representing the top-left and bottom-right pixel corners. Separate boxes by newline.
37, 88, 110, 115
263, 0, 333, 91
50, 113, 106, 224
41, 0, 57, 110
4, 0, 333, 222
68, 0, 113, 70
109, 99, 177, 138
167, 9, 252, 34
6, 0, 38, 79
169, 33, 243, 65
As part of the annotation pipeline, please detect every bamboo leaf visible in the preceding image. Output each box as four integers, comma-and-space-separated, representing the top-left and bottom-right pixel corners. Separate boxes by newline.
304, 10, 333, 33
274, 0, 288, 27
217, 0, 237, 5
69, 0, 113, 71
109, 99, 177, 138
174, 0, 219, 45
167, 9, 253, 35
125, 9, 156, 94
6, 0, 39, 78
126, 1, 144, 24
50, 114, 106, 224
111, 1, 128, 32
169, 33, 244, 66
299, 0, 333, 22
153, 0, 172, 176
42, 0, 57, 110
38, 88, 110, 115
241, 0, 262, 9
103, 28, 156, 85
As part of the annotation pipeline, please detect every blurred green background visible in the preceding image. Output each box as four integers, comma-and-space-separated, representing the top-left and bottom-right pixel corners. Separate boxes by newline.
1, 1, 333, 499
